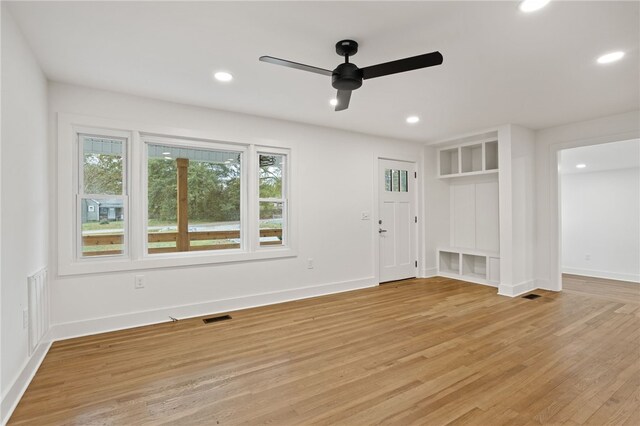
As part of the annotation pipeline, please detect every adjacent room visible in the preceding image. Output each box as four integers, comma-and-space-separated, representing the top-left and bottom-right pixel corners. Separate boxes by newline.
1, 1, 639, 424
560, 139, 640, 301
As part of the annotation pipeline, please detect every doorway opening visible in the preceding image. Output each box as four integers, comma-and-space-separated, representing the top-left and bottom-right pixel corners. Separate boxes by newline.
558, 139, 640, 302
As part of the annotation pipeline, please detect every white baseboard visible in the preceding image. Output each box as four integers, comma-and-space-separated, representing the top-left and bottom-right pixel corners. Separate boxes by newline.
420, 267, 437, 278
498, 279, 536, 297
1, 340, 52, 425
562, 267, 640, 283
51, 277, 377, 341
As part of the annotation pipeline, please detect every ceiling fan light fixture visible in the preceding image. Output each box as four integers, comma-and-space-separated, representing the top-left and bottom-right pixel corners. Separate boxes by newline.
406, 116, 420, 124
519, 0, 550, 13
597, 51, 625, 64
213, 71, 233, 82
259, 40, 443, 112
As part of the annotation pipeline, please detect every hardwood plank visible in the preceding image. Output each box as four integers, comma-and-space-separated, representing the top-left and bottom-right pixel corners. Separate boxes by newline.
9, 277, 640, 425
563, 274, 640, 305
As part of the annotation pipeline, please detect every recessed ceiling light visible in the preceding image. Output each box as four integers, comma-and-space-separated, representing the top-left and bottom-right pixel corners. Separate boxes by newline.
576, 164, 586, 169
597, 51, 625, 64
329, 98, 338, 107
519, 0, 550, 12
213, 71, 233, 82
162, 152, 171, 155
406, 116, 420, 124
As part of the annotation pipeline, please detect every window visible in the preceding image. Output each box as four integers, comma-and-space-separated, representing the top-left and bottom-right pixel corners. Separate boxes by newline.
146, 141, 242, 254
385, 168, 408, 192
77, 134, 128, 258
258, 153, 287, 247
59, 114, 294, 275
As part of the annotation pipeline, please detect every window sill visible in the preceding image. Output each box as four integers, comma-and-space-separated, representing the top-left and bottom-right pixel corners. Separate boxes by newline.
58, 247, 297, 276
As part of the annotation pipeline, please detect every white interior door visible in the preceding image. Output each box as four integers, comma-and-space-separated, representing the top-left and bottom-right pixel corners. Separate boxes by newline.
378, 159, 417, 283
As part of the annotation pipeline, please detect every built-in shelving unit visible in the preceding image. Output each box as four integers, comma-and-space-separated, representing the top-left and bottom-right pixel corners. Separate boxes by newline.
427, 125, 536, 297
438, 138, 499, 178
437, 248, 500, 287
428, 130, 502, 289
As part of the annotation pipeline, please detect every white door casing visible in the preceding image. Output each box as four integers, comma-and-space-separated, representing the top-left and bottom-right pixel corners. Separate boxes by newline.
378, 159, 417, 282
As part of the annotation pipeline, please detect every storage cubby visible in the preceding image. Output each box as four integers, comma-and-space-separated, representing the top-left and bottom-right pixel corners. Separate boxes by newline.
439, 251, 460, 274
461, 143, 483, 173
438, 139, 498, 178
439, 148, 459, 176
462, 254, 487, 280
437, 248, 498, 287
485, 140, 499, 171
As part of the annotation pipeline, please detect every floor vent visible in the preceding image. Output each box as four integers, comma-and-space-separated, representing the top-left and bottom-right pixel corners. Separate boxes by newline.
203, 314, 232, 324
522, 293, 542, 300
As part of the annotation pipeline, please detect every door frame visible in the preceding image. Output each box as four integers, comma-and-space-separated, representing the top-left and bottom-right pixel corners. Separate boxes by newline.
373, 154, 423, 284
554, 135, 640, 291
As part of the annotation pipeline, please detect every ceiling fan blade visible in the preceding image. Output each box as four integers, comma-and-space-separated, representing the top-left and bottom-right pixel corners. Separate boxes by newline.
361, 51, 443, 80
259, 56, 333, 76
335, 89, 351, 111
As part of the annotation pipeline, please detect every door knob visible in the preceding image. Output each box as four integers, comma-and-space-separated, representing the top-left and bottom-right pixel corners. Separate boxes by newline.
379, 228, 388, 233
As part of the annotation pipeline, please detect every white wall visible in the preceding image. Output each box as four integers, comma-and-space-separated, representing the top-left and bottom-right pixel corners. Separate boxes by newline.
47, 82, 424, 339
1, 6, 49, 422
561, 167, 640, 282
535, 111, 640, 291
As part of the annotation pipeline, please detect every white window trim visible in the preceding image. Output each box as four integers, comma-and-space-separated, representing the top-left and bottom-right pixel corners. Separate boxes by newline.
75, 130, 131, 261
256, 148, 289, 250
57, 113, 297, 276
141, 134, 248, 257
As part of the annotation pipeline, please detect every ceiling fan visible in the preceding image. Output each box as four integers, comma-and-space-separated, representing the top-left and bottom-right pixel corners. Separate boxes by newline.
259, 40, 443, 111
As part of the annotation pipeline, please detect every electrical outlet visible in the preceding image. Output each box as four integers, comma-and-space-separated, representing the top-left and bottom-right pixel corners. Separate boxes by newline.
134, 275, 145, 289
585, 254, 591, 261
23, 309, 29, 329
307, 258, 314, 269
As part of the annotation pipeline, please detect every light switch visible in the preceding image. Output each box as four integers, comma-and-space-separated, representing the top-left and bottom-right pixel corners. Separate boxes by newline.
361, 211, 371, 220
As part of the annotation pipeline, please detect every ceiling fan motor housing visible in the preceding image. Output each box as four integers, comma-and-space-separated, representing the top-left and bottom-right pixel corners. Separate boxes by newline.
332, 63, 363, 90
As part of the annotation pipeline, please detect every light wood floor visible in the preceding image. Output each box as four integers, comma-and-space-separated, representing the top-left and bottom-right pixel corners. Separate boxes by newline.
10, 277, 640, 425
563, 274, 640, 305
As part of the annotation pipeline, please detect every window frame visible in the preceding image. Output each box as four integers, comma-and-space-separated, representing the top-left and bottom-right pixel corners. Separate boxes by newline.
57, 113, 296, 276
256, 149, 289, 250
141, 134, 248, 258
74, 128, 131, 261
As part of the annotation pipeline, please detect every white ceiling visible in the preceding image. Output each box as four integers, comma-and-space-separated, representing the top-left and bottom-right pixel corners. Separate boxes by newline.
6, 1, 639, 142
560, 139, 640, 174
